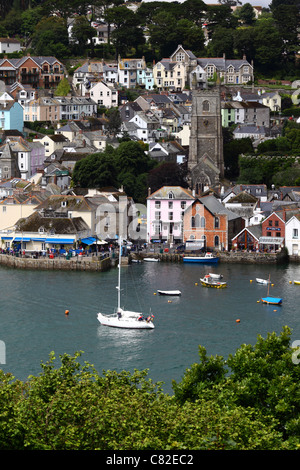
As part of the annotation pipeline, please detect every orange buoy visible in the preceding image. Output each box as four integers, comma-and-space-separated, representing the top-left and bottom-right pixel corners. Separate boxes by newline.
65, 309, 69, 315
236, 319, 240, 323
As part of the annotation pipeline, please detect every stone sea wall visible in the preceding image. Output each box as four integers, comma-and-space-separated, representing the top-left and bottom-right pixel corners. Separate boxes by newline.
0, 249, 293, 271
0, 254, 112, 271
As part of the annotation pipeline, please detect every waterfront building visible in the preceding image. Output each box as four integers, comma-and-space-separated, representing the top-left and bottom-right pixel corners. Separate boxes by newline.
147, 186, 194, 243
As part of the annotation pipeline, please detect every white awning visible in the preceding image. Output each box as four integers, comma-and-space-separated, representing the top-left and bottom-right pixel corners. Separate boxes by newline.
259, 237, 284, 244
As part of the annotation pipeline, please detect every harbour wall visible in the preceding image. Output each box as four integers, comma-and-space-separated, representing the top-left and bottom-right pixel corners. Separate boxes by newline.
0, 254, 113, 271
0, 249, 292, 271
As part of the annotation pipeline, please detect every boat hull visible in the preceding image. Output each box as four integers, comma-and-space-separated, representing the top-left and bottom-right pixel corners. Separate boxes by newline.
294, 281, 300, 285
183, 257, 219, 264
97, 313, 155, 329
261, 297, 282, 305
200, 278, 227, 289
157, 290, 181, 296
256, 278, 270, 284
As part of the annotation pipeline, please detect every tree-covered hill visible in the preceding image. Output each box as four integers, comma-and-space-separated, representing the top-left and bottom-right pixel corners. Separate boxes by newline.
0, 0, 299, 79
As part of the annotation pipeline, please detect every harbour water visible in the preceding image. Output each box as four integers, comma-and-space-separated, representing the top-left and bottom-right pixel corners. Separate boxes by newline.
1, 260, 300, 394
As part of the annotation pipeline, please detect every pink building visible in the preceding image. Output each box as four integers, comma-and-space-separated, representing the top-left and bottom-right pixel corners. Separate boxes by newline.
147, 186, 194, 243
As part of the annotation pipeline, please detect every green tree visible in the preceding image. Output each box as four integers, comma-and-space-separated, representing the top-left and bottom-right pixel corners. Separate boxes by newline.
207, 26, 234, 57
71, 16, 96, 55
54, 78, 70, 96
238, 2, 256, 25
32, 16, 70, 58
252, 17, 283, 73
147, 161, 188, 193
106, 107, 122, 137
72, 149, 118, 188
0, 350, 285, 450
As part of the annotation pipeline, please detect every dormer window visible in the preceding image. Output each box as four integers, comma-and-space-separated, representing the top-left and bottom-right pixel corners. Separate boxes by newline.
168, 191, 174, 199
38, 227, 45, 234
61, 201, 67, 207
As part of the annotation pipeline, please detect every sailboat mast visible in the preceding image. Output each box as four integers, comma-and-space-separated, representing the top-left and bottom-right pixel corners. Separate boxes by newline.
118, 237, 121, 310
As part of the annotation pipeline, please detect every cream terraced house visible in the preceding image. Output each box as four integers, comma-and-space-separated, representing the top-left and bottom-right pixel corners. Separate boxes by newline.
153, 60, 186, 92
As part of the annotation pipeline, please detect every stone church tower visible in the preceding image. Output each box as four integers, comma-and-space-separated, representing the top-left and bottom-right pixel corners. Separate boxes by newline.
188, 82, 224, 194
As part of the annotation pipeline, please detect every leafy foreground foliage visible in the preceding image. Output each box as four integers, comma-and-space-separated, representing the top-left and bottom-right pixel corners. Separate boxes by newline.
1, 327, 300, 450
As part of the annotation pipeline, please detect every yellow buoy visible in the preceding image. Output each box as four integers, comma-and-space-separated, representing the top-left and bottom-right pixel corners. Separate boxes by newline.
195, 282, 198, 286
289, 281, 292, 284
257, 300, 260, 303
271, 284, 274, 287
168, 300, 172, 303
250, 280, 253, 283
154, 293, 156, 295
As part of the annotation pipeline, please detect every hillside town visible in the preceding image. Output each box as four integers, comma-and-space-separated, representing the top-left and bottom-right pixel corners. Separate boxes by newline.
0, 0, 299, 261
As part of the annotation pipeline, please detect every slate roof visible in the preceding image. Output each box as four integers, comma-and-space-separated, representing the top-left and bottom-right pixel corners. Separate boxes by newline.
197, 57, 251, 72
148, 186, 194, 199
15, 211, 88, 233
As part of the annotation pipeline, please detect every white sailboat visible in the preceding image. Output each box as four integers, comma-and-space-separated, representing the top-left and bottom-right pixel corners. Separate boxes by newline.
97, 239, 155, 329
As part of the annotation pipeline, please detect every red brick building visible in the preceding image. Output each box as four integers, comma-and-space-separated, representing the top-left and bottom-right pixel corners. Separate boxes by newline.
260, 211, 285, 251
183, 198, 228, 251
0, 55, 64, 88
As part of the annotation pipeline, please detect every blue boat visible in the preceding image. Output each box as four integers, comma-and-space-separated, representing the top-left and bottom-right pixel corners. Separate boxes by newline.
183, 252, 219, 263
261, 274, 282, 305
261, 296, 282, 305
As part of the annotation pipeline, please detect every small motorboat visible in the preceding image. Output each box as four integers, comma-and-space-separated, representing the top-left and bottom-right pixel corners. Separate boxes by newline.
157, 290, 181, 296
183, 252, 219, 263
208, 273, 223, 279
200, 275, 227, 289
256, 278, 270, 285
144, 258, 159, 262
294, 281, 300, 285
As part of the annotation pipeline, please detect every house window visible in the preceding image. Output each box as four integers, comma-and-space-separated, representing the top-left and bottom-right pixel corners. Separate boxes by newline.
168, 201, 173, 209
201, 216, 205, 228
155, 201, 161, 209
181, 201, 186, 209
269, 220, 273, 226
215, 217, 219, 228
214, 235, 219, 247
267, 232, 272, 237
168, 191, 174, 199
293, 229, 298, 238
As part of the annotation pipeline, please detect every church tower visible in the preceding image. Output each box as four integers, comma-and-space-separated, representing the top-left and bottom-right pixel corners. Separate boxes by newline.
188, 82, 224, 194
